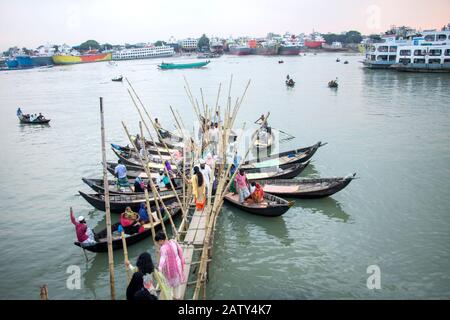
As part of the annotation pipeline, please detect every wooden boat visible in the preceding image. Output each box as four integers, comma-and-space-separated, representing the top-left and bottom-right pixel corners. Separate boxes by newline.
252, 128, 274, 149
106, 162, 161, 180
245, 161, 309, 181
285, 79, 295, 87
112, 148, 177, 171
111, 76, 123, 82
242, 141, 325, 169
79, 189, 179, 213
255, 173, 356, 199
74, 199, 181, 252
19, 118, 51, 124
82, 177, 182, 195
223, 192, 294, 217
328, 79, 338, 88
158, 60, 210, 70
344, 61, 349, 64
17, 113, 50, 124
111, 143, 173, 156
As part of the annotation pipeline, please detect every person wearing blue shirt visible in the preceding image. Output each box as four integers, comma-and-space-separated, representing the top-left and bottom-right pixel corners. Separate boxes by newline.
114, 160, 130, 189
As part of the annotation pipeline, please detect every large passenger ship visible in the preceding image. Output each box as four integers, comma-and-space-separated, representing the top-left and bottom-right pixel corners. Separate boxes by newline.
363, 28, 450, 71
112, 45, 174, 60
392, 30, 450, 72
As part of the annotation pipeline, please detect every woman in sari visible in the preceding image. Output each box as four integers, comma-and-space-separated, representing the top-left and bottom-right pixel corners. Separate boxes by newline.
155, 232, 186, 300
191, 166, 206, 210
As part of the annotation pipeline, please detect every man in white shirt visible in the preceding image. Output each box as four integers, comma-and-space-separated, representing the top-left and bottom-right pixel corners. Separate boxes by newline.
199, 159, 212, 194
209, 123, 220, 155
114, 160, 130, 189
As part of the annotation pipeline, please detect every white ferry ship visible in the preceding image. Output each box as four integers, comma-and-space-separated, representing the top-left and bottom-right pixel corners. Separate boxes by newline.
392, 30, 450, 72
363, 28, 450, 71
112, 45, 174, 61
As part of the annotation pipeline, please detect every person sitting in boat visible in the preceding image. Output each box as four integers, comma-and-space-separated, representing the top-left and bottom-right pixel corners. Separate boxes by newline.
37, 113, 44, 121
114, 160, 130, 189
138, 203, 150, 223
16, 108, 22, 117
162, 171, 172, 189
120, 207, 141, 235
235, 169, 251, 204
70, 208, 96, 246
155, 169, 165, 190
249, 182, 264, 203
134, 177, 145, 193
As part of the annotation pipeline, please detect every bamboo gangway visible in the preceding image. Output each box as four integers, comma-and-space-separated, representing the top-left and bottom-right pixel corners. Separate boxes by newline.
118, 76, 267, 300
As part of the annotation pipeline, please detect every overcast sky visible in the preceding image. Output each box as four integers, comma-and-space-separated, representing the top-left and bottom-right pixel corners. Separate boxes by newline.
1, 0, 449, 50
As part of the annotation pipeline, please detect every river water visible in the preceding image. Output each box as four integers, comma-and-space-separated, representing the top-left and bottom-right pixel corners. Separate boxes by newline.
0, 53, 449, 299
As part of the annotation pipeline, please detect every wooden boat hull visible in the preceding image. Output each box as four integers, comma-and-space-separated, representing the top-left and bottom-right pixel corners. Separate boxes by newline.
246, 161, 310, 181
242, 141, 325, 169
112, 148, 177, 171
106, 162, 161, 179
79, 190, 179, 213
256, 174, 356, 199
82, 177, 182, 195
111, 143, 172, 156
158, 61, 210, 69
19, 119, 51, 124
75, 199, 181, 252
224, 192, 293, 217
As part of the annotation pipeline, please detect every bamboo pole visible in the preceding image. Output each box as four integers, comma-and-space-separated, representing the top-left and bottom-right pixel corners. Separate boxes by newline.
122, 121, 168, 238
40, 285, 48, 300
139, 123, 178, 237
121, 232, 131, 284
100, 97, 116, 300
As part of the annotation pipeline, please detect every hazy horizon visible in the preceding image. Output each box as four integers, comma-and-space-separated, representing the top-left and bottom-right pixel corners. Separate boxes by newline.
1, 0, 449, 51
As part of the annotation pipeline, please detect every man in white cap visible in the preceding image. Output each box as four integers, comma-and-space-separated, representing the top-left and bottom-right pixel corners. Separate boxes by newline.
70, 207, 96, 246
199, 158, 212, 195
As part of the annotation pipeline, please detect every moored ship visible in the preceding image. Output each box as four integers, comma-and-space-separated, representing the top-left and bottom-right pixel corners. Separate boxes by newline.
52, 52, 112, 65
304, 33, 325, 48
31, 56, 54, 66
112, 45, 174, 60
391, 30, 450, 73
278, 33, 303, 55
228, 44, 252, 55
252, 41, 279, 55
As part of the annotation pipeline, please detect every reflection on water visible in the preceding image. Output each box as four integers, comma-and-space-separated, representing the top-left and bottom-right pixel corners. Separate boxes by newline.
294, 197, 350, 223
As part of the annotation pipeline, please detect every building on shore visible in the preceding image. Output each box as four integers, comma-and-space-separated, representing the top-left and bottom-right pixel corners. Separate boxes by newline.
180, 38, 198, 52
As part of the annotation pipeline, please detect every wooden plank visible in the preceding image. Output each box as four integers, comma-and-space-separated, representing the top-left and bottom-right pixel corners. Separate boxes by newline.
183, 210, 203, 244
194, 213, 207, 246
179, 244, 194, 299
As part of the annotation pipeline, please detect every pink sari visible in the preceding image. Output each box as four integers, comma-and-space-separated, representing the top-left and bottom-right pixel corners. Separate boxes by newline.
159, 240, 186, 287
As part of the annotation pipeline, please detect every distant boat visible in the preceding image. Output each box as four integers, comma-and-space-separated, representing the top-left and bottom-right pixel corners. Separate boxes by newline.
112, 75, 123, 82
17, 108, 50, 124
158, 60, 210, 70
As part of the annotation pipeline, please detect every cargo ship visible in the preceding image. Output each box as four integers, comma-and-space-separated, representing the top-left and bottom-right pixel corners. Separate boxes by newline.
31, 56, 53, 66
304, 33, 326, 48
52, 52, 112, 65
228, 44, 252, 55
278, 33, 303, 55
252, 41, 279, 55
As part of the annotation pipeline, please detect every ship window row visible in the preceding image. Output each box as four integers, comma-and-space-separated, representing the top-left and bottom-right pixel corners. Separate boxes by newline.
400, 49, 449, 56
424, 34, 450, 41
401, 57, 449, 64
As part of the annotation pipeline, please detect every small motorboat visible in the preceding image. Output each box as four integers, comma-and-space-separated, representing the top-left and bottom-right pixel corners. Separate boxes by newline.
344, 61, 349, 64
336, 58, 341, 62
278, 60, 284, 64
112, 76, 123, 82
